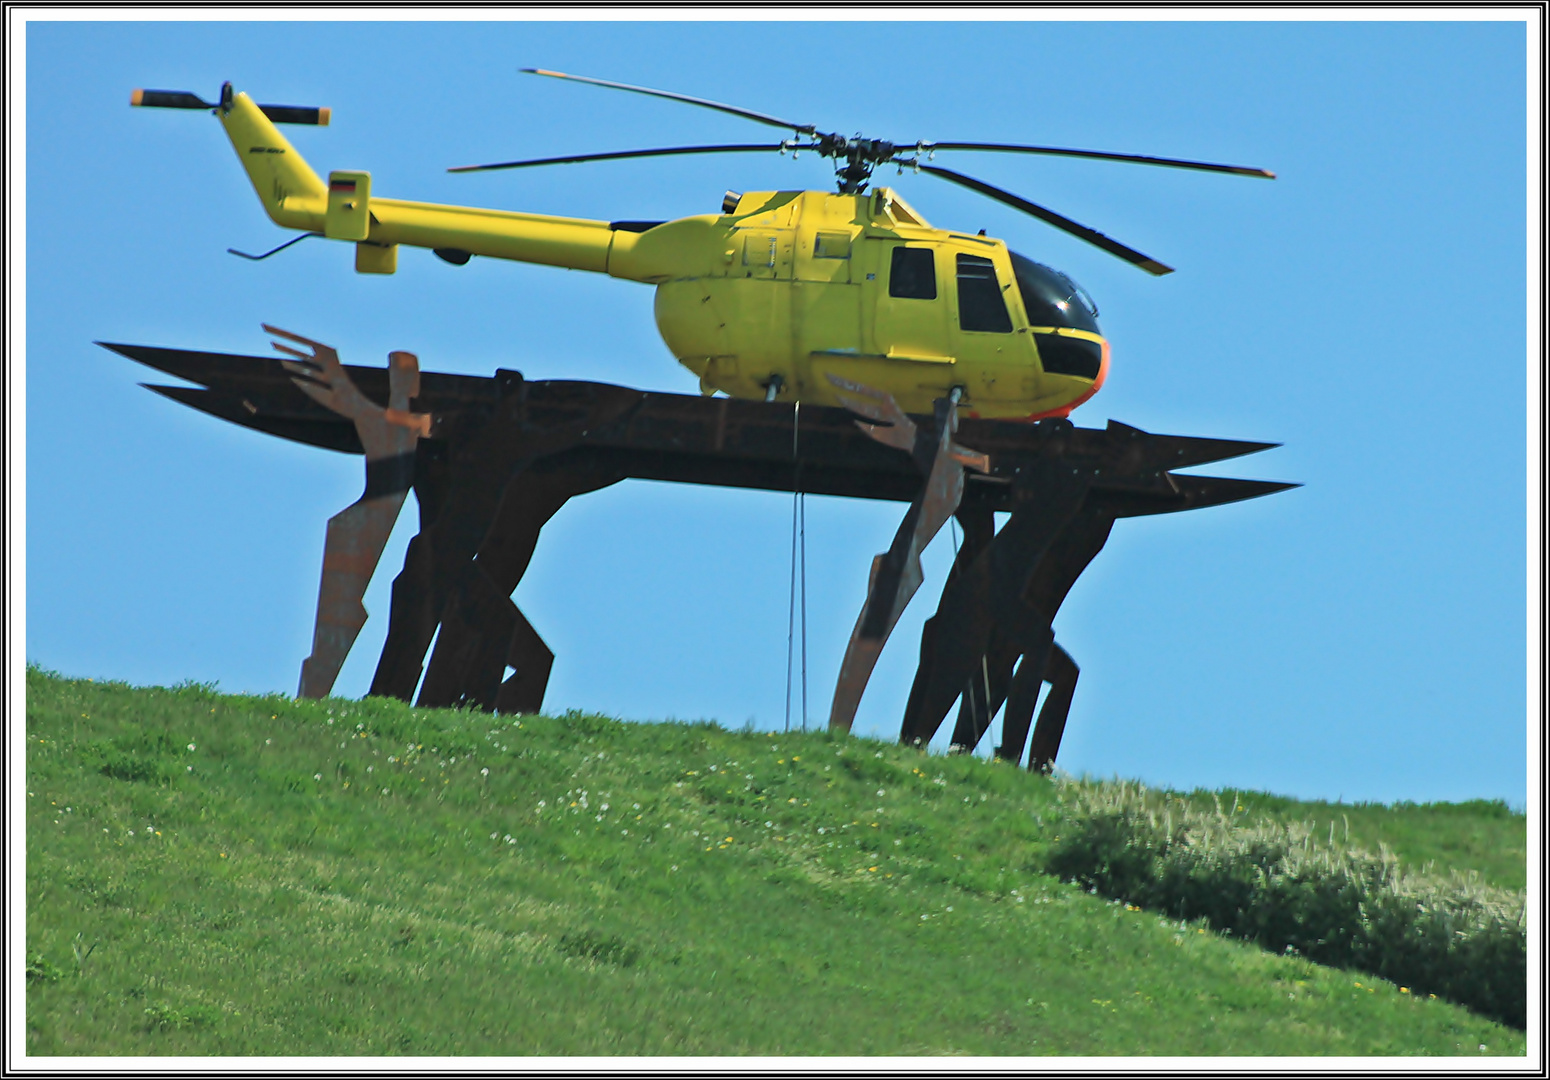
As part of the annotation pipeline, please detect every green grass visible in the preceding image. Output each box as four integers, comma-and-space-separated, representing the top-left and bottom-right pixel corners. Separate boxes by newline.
25, 667, 1526, 1057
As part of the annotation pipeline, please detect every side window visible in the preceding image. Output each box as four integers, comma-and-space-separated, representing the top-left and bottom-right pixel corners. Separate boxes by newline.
888, 246, 937, 299
814, 231, 851, 259
956, 253, 1013, 333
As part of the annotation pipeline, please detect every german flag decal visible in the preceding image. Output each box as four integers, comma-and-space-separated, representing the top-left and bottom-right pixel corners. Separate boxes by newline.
329, 179, 357, 193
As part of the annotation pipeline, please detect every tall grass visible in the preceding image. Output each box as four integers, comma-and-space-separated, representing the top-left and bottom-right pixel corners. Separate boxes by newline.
1045, 781, 1526, 1028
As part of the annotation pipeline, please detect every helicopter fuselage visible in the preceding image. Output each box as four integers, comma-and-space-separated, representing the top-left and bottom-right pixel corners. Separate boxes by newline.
216, 88, 1108, 419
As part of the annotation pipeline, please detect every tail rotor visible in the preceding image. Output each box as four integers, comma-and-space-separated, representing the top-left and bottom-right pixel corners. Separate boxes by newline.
130, 82, 330, 126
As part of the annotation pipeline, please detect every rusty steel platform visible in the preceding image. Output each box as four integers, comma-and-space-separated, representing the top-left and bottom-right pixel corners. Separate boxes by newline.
103, 338, 1295, 770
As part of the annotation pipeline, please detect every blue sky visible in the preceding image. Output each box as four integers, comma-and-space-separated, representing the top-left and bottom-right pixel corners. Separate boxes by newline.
17, 14, 1536, 806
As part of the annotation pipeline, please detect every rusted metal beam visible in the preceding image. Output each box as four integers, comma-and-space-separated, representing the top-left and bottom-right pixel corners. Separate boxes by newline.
828, 380, 988, 734
104, 343, 1293, 515
258, 327, 429, 699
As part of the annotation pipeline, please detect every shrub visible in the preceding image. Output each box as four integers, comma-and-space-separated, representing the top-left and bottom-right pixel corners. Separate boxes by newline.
1046, 781, 1526, 1029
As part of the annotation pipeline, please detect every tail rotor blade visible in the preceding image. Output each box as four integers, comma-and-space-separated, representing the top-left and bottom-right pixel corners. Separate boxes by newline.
913, 163, 1174, 275
257, 103, 330, 126
130, 89, 214, 110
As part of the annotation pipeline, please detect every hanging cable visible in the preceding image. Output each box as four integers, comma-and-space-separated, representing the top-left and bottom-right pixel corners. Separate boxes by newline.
784, 401, 803, 733
785, 511, 796, 734
799, 484, 808, 732
785, 489, 797, 732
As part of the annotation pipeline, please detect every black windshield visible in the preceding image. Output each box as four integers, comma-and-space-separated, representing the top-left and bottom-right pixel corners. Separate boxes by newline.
1010, 252, 1100, 334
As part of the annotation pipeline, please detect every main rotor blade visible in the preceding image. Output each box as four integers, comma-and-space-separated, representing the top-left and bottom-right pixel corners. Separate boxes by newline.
449, 143, 816, 173
913, 163, 1174, 275
924, 142, 1275, 179
522, 68, 817, 135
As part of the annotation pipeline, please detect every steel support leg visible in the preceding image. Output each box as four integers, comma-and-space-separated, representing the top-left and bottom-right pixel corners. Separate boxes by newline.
917, 481, 1118, 762
899, 460, 1091, 747
415, 560, 523, 710
417, 460, 615, 712
1027, 645, 1079, 772
495, 606, 554, 715
944, 504, 1007, 753
370, 378, 641, 702
297, 494, 410, 699
996, 630, 1055, 765
829, 390, 984, 733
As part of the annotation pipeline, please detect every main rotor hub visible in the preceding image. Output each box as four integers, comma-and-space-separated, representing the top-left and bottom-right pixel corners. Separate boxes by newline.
815, 133, 902, 193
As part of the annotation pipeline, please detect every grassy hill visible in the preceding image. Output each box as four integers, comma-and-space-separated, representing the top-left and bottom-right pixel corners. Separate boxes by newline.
24, 668, 1526, 1057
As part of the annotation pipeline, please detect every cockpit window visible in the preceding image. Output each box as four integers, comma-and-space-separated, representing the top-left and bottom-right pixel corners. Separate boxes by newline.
889, 246, 936, 299
1010, 251, 1100, 334
956, 254, 1013, 333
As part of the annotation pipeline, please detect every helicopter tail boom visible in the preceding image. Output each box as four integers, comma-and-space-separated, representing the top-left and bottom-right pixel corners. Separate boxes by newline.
197, 86, 642, 276
363, 198, 616, 274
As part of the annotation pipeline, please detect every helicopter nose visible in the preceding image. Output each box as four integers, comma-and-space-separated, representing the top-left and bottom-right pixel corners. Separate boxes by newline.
1033, 331, 1107, 382
1029, 335, 1110, 421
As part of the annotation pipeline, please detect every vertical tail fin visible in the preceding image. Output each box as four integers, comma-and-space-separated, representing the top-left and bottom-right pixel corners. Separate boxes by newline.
214, 83, 328, 231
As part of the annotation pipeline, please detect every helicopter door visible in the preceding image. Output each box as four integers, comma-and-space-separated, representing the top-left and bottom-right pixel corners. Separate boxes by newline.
865, 242, 950, 363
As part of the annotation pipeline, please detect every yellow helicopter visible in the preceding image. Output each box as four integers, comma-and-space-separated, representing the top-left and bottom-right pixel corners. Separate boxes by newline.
130, 73, 1272, 420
